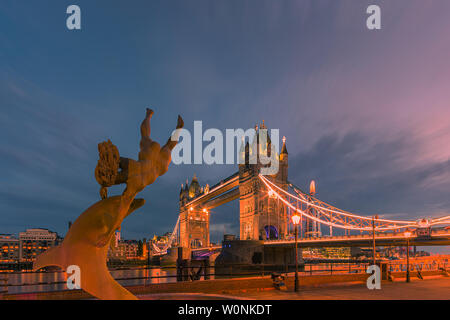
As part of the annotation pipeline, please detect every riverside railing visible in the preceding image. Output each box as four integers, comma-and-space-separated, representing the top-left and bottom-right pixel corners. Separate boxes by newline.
0, 262, 369, 295
2, 260, 448, 295
0, 275, 7, 295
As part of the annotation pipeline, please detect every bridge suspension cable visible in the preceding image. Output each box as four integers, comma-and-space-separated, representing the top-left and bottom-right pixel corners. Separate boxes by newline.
259, 174, 449, 231
151, 215, 180, 255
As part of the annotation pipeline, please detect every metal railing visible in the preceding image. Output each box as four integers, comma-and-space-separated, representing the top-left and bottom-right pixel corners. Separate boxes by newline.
0, 275, 8, 295
0, 262, 373, 295
2, 260, 449, 296
388, 261, 449, 272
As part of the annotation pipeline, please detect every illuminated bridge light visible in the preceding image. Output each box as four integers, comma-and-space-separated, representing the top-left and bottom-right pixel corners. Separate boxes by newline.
258, 174, 432, 232
156, 171, 450, 254
292, 214, 300, 225
268, 190, 276, 198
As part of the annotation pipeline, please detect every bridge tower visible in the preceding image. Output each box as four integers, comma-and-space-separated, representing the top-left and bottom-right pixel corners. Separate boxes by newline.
179, 175, 210, 249
239, 122, 289, 240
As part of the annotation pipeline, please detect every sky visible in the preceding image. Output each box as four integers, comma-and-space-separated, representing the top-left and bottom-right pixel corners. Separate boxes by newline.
1, 1, 449, 253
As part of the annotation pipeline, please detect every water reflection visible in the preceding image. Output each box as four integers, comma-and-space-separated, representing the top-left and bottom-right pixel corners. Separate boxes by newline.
2, 263, 375, 294
4, 268, 180, 294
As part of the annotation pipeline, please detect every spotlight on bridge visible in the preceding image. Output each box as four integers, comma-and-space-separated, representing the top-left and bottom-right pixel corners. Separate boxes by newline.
268, 189, 277, 199
310, 180, 316, 196
189, 207, 193, 211
404, 229, 412, 238
202, 208, 209, 214
417, 218, 430, 228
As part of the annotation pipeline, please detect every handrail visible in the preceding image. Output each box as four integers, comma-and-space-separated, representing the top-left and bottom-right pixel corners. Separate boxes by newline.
5, 261, 448, 292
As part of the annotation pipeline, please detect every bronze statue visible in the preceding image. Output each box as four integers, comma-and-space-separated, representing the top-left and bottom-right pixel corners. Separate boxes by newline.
33, 109, 183, 300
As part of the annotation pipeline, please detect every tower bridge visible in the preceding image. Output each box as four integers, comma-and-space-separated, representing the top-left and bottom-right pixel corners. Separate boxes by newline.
177, 122, 289, 250
151, 122, 450, 257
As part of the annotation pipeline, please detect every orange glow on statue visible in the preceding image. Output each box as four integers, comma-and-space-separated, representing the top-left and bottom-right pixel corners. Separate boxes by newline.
33, 109, 183, 300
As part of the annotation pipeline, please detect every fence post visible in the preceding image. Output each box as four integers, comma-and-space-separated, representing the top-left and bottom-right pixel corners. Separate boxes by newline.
0, 273, 7, 296
203, 259, 210, 280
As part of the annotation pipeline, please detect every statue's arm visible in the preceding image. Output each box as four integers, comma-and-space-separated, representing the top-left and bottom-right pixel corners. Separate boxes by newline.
159, 115, 184, 175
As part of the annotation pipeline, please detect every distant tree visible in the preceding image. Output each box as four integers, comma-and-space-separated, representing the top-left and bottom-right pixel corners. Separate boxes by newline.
137, 240, 143, 257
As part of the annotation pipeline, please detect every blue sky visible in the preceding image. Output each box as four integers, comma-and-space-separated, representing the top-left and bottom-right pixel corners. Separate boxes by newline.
1, 1, 450, 252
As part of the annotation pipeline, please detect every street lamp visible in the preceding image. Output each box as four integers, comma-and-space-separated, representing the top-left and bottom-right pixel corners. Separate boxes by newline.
372, 215, 378, 266
292, 213, 300, 292
404, 229, 412, 283
268, 189, 277, 199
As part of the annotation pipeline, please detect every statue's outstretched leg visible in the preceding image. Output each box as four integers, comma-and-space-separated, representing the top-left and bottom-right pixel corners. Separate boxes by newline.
139, 108, 155, 161
140, 108, 154, 140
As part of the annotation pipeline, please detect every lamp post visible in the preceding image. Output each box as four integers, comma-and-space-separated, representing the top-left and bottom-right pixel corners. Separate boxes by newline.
292, 214, 300, 292
404, 229, 412, 283
372, 215, 378, 266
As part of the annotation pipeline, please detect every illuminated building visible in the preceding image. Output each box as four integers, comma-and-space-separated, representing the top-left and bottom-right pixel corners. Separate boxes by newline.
18, 228, 61, 262
302, 247, 351, 259
179, 175, 211, 248
108, 238, 148, 261
238, 124, 289, 241
0, 234, 20, 263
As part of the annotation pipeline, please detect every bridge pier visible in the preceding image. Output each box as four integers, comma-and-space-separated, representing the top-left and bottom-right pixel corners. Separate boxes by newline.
176, 247, 211, 281
176, 247, 190, 281
203, 259, 211, 280
214, 239, 303, 276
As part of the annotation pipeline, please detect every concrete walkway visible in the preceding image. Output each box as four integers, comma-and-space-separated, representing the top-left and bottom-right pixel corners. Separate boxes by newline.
138, 293, 250, 300
228, 277, 450, 300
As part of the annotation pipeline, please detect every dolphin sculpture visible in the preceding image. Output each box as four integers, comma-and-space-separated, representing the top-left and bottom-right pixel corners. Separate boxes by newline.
34, 109, 183, 300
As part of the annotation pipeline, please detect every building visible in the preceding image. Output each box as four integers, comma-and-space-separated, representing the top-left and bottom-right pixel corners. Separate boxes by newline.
0, 234, 20, 263
18, 228, 60, 262
321, 247, 351, 259
178, 122, 290, 249
1, 229, 61, 263
302, 247, 351, 259
108, 239, 139, 260
238, 122, 289, 241
108, 237, 148, 261
179, 174, 211, 248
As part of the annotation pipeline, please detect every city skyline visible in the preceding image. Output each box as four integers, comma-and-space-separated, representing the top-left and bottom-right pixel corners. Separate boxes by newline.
1, 1, 450, 254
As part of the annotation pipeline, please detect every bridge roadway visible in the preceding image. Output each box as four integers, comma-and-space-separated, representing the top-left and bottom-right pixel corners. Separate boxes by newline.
184, 172, 239, 210
191, 229, 450, 252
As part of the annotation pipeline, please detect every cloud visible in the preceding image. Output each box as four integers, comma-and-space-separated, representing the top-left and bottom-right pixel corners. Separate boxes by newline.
1, 0, 449, 258
289, 131, 450, 220
210, 223, 238, 243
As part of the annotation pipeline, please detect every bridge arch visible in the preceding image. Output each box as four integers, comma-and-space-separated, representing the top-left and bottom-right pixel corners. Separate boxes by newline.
263, 225, 279, 240
190, 239, 203, 249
